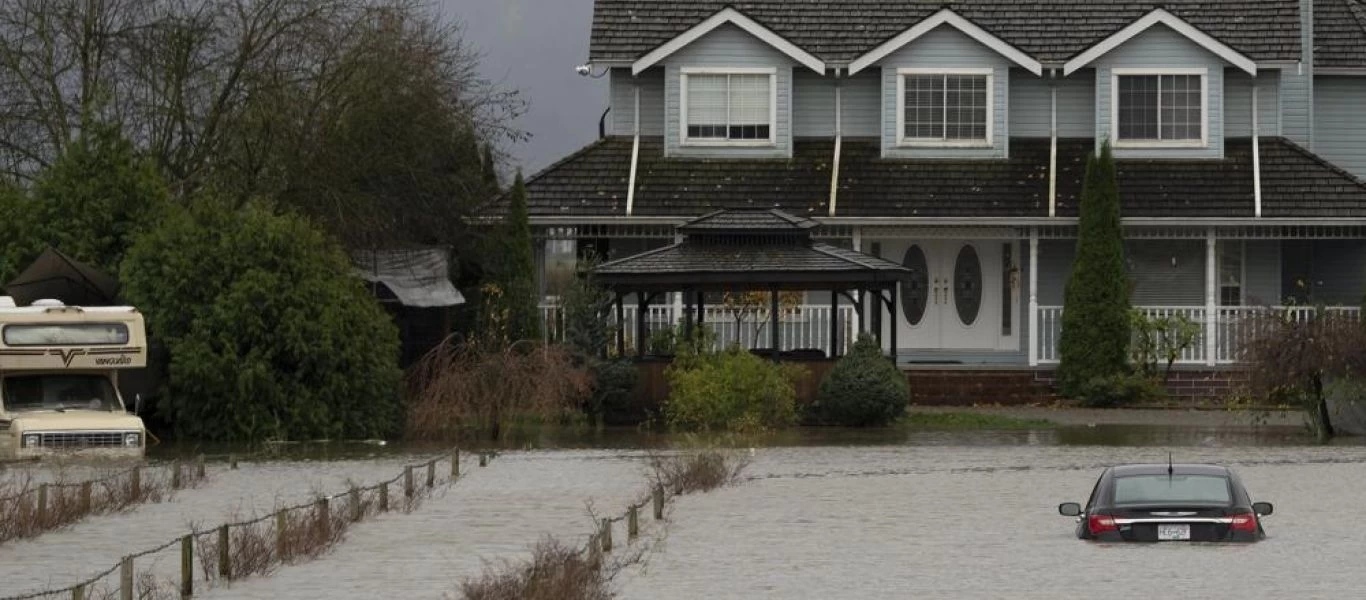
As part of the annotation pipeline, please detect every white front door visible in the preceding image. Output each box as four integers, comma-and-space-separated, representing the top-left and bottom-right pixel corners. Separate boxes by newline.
885, 239, 1009, 351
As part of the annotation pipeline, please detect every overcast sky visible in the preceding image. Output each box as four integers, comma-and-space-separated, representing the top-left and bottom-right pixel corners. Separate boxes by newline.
438, 0, 604, 177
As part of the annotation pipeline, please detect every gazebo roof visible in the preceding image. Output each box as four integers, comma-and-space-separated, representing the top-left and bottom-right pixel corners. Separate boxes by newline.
593, 209, 910, 291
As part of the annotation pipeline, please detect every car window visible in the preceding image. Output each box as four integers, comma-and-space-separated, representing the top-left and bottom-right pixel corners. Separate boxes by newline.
1113, 474, 1231, 505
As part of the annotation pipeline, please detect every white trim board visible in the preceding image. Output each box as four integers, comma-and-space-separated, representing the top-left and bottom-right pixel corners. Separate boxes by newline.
632, 7, 825, 75
1063, 8, 1256, 76
848, 8, 1042, 76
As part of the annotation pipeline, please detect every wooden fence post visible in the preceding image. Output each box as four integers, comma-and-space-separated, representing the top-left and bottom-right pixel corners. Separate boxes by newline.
451, 450, 460, 479
426, 460, 435, 488
80, 481, 92, 514
181, 534, 194, 598
378, 482, 388, 513
120, 556, 133, 600
172, 462, 183, 490
229, 455, 238, 470
217, 525, 231, 579
600, 518, 612, 553
37, 484, 47, 527
478, 453, 488, 467
317, 497, 331, 539
129, 467, 141, 500
71, 583, 85, 600
196, 455, 206, 479
403, 466, 414, 499
349, 487, 362, 522
652, 484, 664, 520
628, 504, 639, 539
276, 510, 289, 559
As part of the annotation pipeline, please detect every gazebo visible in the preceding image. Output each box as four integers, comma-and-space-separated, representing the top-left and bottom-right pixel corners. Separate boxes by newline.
592, 209, 912, 360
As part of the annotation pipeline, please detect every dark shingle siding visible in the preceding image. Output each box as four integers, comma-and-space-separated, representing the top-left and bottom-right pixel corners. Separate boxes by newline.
523, 136, 1366, 220
590, 1, 1337, 66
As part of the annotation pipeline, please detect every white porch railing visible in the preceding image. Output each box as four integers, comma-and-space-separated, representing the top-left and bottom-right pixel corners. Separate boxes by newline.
1037, 305, 1363, 365
540, 302, 858, 357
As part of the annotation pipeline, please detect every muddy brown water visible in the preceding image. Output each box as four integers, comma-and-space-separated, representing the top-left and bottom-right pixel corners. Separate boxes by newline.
1, 425, 1363, 599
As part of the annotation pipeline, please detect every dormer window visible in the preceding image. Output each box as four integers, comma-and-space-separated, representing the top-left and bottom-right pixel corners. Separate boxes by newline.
895, 68, 993, 147
680, 68, 776, 145
1112, 68, 1207, 147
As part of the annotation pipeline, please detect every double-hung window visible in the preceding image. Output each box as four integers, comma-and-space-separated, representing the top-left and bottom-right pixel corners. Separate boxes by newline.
897, 68, 992, 146
1112, 68, 1206, 146
681, 68, 775, 144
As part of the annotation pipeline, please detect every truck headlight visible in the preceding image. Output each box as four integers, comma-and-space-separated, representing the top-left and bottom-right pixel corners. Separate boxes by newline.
124, 432, 141, 447
21, 433, 41, 448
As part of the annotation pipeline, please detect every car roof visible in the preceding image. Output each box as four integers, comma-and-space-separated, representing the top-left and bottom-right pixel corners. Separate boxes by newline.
1110, 463, 1231, 477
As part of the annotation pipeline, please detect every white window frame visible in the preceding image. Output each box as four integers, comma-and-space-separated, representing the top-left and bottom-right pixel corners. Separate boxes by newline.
895, 67, 995, 148
1110, 67, 1209, 149
679, 67, 778, 147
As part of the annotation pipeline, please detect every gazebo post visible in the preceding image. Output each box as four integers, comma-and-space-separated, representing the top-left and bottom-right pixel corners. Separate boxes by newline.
770, 287, 780, 362
696, 290, 705, 326
636, 294, 647, 359
830, 289, 839, 359
614, 292, 625, 358
888, 285, 899, 363
873, 289, 885, 350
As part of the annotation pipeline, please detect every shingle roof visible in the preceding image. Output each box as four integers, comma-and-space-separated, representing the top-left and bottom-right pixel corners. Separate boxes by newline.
590, 0, 1366, 68
679, 208, 818, 232
523, 136, 1366, 219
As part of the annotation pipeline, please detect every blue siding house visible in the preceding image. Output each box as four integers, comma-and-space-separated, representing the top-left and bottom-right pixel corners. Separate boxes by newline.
523, 0, 1366, 384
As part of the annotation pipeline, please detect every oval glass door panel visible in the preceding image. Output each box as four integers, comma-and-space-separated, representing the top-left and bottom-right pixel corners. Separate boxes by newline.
900, 245, 929, 325
953, 245, 982, 326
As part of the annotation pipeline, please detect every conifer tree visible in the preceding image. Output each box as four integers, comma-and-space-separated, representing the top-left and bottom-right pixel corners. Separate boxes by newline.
500, 171, 541, 342
1058, 141, 1131, 397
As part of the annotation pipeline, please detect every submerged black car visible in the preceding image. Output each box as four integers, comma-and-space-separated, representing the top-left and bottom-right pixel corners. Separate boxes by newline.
1058, 464, 1273, 542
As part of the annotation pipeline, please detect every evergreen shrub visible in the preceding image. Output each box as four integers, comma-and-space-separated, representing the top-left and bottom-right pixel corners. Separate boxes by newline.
808, 334, 907, 426
664, 348, 801, 432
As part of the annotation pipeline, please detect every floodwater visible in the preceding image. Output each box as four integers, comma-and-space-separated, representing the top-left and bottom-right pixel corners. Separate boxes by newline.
1, 424, 1364, 599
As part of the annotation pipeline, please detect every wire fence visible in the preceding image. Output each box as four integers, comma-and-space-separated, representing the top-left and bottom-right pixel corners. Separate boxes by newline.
0, 449, 490, 600
0, 459, 209, 546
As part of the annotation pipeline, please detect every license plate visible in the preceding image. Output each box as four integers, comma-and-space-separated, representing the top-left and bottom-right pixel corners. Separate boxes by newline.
1157, 524, 1191, 541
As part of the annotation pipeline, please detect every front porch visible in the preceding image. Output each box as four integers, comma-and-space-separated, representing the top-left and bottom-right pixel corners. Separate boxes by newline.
536, 222, 1366, 367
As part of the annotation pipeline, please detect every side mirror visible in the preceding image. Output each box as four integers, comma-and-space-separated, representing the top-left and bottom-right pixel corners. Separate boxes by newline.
1058, 502, 1082, 517
1252, 501, 1274, 516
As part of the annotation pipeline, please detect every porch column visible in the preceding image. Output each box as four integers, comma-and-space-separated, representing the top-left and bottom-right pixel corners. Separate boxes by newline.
852, 227, 863, 334
1205, 228, 1217, 366
770, 287, 781, 361
1027, 228, 1039, 367
830, 289, 840, 358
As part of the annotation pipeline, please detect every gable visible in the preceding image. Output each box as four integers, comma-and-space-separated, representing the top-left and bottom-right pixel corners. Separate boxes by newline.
1063, 9, 1256, 74
848, 9, 1041, 75
631, 7, 824, 75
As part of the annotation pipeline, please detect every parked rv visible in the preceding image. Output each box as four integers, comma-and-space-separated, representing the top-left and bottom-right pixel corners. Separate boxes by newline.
0, 297, 148, 459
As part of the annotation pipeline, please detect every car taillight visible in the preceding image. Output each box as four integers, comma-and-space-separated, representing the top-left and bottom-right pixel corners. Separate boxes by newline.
1229, 511, 1258, 532
1088, 514, 1118, 534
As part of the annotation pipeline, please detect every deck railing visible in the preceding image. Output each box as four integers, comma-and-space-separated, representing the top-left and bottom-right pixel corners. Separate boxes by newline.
540, 302, 858, 356
1037, 305, 1362, 365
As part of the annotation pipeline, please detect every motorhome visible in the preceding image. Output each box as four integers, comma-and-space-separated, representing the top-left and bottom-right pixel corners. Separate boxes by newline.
0, 297, 148, 459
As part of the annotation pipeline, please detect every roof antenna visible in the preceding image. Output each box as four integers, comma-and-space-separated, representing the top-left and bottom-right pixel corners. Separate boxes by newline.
1168, 452, 1174, 478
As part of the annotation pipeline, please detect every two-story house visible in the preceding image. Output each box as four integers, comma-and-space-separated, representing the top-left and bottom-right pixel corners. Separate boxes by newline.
523, 0, 1366, 394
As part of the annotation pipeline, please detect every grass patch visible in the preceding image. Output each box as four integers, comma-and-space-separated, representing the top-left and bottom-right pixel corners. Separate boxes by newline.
900, 411, 1056, 430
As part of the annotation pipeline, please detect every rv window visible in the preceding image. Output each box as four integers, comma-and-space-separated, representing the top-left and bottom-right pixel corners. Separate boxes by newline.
2, 374, 120, 412
2, 323, 129, 346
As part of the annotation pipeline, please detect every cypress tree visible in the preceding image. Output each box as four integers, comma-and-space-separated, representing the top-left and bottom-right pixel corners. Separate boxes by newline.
481, 144, 499, 191
501, 170, 541, 343
1057, 141, 1131, 397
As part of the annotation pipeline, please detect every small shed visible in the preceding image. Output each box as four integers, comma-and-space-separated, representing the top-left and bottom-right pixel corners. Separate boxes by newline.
592, 209, 911, 359
352, 247, 465, 367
